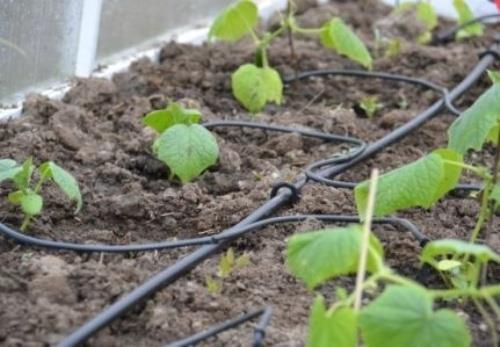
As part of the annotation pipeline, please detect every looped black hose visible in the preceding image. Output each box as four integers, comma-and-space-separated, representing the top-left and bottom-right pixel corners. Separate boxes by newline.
433, 13, 500, 44
270, 182, 300, 202
480, 48, 500, 61
0, 213, 427, 253
283, 69, 462, 116
57, 44, 500, 346
165, 307, 272, 347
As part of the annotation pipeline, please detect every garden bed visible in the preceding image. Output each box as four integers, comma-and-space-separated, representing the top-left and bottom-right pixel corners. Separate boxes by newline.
1, 1, 500, 346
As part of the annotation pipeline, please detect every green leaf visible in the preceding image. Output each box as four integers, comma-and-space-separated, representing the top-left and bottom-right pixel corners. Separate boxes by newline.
231, 64, 283, 113
8, 190, 24, 205
421, 239, 500, 265
488, 70, 500, 84
437, 259, 463, 271
448, 81, 500, 154
490, 184, 500, 211
156, 124, 219, 183
13, 157, 34, 190
355, 149, 463, 218
218, 248, 235, 278
286, 225, 383, 289
143, 102, 201, 134
320, 18, 372, 69
417, 1, 438, 30
308, 296, 357, 347
209, 0, 258, 42
20, 192, 43, 216
360, 285, 471, 347
453, 0, 484, 39
0, 159, 21, 183
40, 162, 82, 213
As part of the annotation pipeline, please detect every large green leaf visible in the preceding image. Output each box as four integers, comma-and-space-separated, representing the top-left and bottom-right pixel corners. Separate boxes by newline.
453, 0, 484, 39
355, 149, 463, 218
231, 64, 283, 113
143, 102, 201, 134
209, 0, 258, 42
308, 296, 357, 347
448, 82, 500, 154
20, 191, 43, 216
40, 162, 82, 213
360, 285, 471, 347
156, 124, 219, 183
0, 159, 21, 183
286, 225, 383, 289
421, 239, 500, 265
320, 18, 372, 69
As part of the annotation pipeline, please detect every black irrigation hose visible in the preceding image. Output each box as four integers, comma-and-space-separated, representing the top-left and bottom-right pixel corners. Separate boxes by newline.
283, 69, 462, 116
434, 13, 500, 44
164, 306, 272, 347
0, 214, 427, 252
52, 43, 500, 346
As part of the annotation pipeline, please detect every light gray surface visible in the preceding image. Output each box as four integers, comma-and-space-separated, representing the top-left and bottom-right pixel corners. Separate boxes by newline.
97, 0, 233, 60
0, 0, 82, 103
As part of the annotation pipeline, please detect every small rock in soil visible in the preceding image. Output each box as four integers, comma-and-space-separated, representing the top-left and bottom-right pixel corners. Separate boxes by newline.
218, 146, 242, 173
29, 274, 76, 305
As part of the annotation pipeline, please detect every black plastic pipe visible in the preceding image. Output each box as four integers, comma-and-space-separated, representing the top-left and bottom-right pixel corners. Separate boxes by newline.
57, 43, 499, 347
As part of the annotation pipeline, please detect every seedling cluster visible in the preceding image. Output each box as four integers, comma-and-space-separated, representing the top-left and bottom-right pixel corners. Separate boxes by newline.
209, 0, 373, 113
286, 71, 500, 346
0, 158, 81, 231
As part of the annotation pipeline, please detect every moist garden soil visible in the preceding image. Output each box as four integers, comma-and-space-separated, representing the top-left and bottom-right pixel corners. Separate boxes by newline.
1, 1, 500, 346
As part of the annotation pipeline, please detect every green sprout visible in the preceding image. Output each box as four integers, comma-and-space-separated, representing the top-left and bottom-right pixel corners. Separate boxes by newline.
0, 158, 82, 231
359, 95, 382, 119
205, 248, 250, 294
209, 0, 372, 113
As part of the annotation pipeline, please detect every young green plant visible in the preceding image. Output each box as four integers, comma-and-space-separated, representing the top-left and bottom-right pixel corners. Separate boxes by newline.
205, 247, 251, 294
286, 169, 500, 347
143, 102, 219, 183
359, 95, 382, 119
209, 0, 373, 113
347, 70, 500, 343
0, 158, 82, 231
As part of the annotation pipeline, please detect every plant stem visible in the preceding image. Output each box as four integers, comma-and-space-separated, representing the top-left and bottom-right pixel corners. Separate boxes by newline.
472, 297, 498, 347
442, 160, 492, 180
430, 284, 500, 300
20, 214, 31, 232
291, 26, 323, 35
484, 294, 500, 319
354, 169, 379, 312
483, 124, 500, 245
469, 181, 491, 244
286, 1, 297, 76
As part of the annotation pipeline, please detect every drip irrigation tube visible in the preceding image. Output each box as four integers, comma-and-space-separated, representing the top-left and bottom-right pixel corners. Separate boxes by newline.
50, 43, 500, 346
164, 306, 272, 347
283, 69, 462, 116
0, 213, 428, 253
434, 13, 500, 44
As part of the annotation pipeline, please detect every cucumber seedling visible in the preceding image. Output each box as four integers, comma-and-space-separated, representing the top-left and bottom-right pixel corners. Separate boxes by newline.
0, 158, 82, 231
143, 102, 219, 183
205, 248, 250, 294
359, 95, 382, 119
348, 70, 500, 344
286, 169, 500, 347
209, 0, 373, 113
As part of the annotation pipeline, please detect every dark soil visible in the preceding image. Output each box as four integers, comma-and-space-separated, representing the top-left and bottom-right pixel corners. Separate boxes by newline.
1, 1, 500, 346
